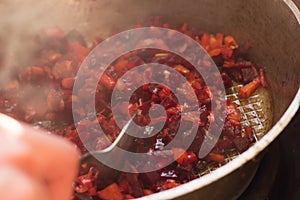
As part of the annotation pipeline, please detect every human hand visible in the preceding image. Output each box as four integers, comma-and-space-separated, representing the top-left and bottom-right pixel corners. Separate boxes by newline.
0, 114, 79, 200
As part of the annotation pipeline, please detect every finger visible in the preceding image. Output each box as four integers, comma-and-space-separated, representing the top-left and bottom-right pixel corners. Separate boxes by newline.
0, 165, 50, 200
0, 115, 32, 170
0, 114, 80, 200
23, 128, 80, 200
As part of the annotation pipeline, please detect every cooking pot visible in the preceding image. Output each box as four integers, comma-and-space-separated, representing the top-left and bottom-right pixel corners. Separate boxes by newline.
0, 0, 299, 199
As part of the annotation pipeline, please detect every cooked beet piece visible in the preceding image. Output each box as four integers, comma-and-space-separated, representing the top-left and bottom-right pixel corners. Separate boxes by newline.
233, 136, 251, 152
241, 66, 258, 84
73, 193, 94, 200
226, 68, 243, 82
221, 72, 233, 88
66, 29, 87, 47
139, 171, 161, 189
122, 173, 144, 198
238, 78, 261, 99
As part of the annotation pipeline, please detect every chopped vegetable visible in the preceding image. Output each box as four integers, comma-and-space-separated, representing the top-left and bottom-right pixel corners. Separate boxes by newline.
238, 78, 261, 98
207, 152, 225, 163
97, 183, 123, 200
259, 68, 267, 88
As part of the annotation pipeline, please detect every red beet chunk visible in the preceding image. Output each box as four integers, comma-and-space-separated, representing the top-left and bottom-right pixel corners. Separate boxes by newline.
233, 136, 251, 152
241, 66, 258, 84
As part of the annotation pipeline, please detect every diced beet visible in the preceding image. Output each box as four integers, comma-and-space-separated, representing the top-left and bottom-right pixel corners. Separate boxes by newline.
174, 65, 190, 76
244, 126, 252, 137
44, 27, 65, 39
212, 54, 224, 66
188, 128, 205, 152
232, 42, 251, 59
97, 183, 123, 200
139, 171, 161, 189
18, 67, 32, 83
222, 120, 241, 137
175, 167, 197, 182
66, 29, 87, 47
100, 73, 116, 90
233, 136, 250, 152
47, 89, 64, 112
143, 189, 154, 196
221, 72, 233, 88
224, 35, 238, 49
259, 68, 267, 87
161, 179, 181, 190
215, 136, 234, 150
53, 60, 75, 79
238, 78, 261, 98
40, 28, 68, 52
226, 68, 242, 82
241, 66, 258, 83
61, 77, 75, 89
207, 152, 225, 163
73, 193, 94, 200
122, 173, 144, 198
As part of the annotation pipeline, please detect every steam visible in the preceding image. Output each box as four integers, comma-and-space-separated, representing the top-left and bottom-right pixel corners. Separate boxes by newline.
0, 0, 155, 86
0, 0, 50, 86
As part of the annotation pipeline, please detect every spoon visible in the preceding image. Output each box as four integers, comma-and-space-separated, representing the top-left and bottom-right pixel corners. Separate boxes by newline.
80, 112, 137, 181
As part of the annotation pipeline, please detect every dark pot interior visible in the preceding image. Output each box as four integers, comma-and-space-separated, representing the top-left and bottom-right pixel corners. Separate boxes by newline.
0, 0, 299, 199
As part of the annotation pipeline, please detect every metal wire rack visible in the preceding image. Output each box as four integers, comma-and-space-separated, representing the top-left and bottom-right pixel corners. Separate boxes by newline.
196, 84, 272, 177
